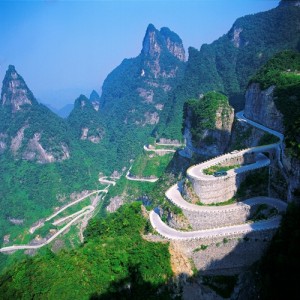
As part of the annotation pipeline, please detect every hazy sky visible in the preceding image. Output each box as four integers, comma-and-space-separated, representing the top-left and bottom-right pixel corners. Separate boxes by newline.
0, 0, 279, 109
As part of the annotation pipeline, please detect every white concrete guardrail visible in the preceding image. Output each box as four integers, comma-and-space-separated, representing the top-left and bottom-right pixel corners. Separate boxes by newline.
149, 111, 287, 240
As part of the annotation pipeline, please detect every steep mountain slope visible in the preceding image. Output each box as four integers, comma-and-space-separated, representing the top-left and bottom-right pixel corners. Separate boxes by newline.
245, 50, 300, 203
95, 24, 186, 166
68, 95, 104, 144
181, 91, 234, 158
0, 68, 105, 245
0, 65, 71, 163
157, 2, 300, 140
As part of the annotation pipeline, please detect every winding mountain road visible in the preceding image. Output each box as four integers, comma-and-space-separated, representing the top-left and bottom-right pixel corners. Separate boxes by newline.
0, 189, 109, 253
143, 145, 176, 153
150, 111, 287, 240
125, 166, 158, 183
0, 206, 94, 252
46, 190, 107, 222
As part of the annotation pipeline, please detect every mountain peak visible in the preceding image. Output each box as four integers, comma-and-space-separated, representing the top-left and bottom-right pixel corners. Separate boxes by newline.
89, 90, 100, 101
8, 65, 16, 71
141, 24, 185, 61
1, 65, 37, 112
142, 24, 160, 57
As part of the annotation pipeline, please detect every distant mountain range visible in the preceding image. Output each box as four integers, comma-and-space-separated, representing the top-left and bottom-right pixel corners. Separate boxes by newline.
45, 103, 74, 118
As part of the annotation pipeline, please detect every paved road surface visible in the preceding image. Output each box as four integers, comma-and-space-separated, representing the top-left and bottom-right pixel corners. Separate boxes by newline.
150, 110, 287, 240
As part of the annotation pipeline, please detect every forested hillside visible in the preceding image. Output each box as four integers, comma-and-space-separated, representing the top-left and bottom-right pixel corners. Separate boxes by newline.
156, 3, 300, 140
1, 3, 300, 298
96, 24, 186, 165
0, 203, 172, 299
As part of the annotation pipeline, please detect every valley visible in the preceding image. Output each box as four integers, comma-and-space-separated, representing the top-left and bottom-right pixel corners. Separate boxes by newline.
0, 1, 299, 299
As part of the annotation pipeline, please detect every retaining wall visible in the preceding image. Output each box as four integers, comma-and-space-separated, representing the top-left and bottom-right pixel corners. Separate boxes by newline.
172, 229, 276, 274
181, 205, 251, 230
188, 171, 249, 204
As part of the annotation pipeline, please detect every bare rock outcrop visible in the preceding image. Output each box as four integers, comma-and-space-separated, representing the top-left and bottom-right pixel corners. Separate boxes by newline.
244, 83, 284, 133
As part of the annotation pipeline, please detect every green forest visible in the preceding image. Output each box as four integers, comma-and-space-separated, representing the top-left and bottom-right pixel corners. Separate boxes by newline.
0, 2, 300, 299
0, 203, 172, 299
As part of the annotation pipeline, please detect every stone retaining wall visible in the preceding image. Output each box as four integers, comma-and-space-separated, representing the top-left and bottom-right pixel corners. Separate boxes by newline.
188, 171, 249, 204
172, 229, 276, 274
181, 205, 251, 230
215, 152, 256, 168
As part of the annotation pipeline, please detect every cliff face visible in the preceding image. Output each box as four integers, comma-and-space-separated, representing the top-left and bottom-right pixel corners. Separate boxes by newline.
244, 83, 284, 133
0, 66, 71, 163
181, 92, 234, 158
1, 65, 37, 112
157, 4, 300, 140
95, 24, 186, 167
242, 80, 299, 203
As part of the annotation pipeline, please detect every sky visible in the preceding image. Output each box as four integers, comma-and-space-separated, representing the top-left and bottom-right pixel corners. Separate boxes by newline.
0, 0, 279, 109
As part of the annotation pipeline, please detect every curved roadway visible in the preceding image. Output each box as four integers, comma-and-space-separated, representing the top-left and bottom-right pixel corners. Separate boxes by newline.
125, 166, 158, 183
150, 110, 287, 240
0, 190, 108, 253
0, 206, 94, 252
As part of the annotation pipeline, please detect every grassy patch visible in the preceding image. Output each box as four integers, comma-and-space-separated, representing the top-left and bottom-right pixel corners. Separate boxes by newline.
130, 152, 174, 178
203, 164, 240, 175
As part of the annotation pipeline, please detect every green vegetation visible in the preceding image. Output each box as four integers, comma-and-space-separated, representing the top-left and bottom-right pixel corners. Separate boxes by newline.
130, 152, 174, 178
157, 5, 300, 140
203, 163, 240, 175
235, 168, 269, 200
0, 203, 173, 299
0, 154, 97, 244
196, 197, 236, 207
258, 133, 279, 146
202, 275, 238, 298
193, 244, 208, 252
251, 51, 300, 158
250, 204, 277, 222
183, 92, 231, 145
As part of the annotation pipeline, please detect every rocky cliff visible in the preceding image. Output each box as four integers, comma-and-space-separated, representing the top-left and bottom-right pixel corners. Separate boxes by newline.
244, 83, 284, 133
0, 66, 71, 163
93, 24, 186, 168
241, 51, 300, 203
180, 92, 234, 158
157, 3, 300, 140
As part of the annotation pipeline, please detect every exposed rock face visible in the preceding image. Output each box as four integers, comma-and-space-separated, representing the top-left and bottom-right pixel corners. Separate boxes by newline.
181, 100, 234, 158
22, 132, 70, 163
0, 65, 71, 163
89, 90, 100, 111
142, 24, 185, 62
244, 83, 284, 133
106, 196, 124, 213
231, 26, 246, 48
242, 81, 299, 203
10, 125, 28, 155
141, 24, 185, 79
0, 133, 7, 154
1, 65, 36, 112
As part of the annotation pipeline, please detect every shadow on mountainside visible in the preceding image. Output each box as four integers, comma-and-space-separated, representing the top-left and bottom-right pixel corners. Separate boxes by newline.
89, 265, 173, 300
188, 202, 300, 300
